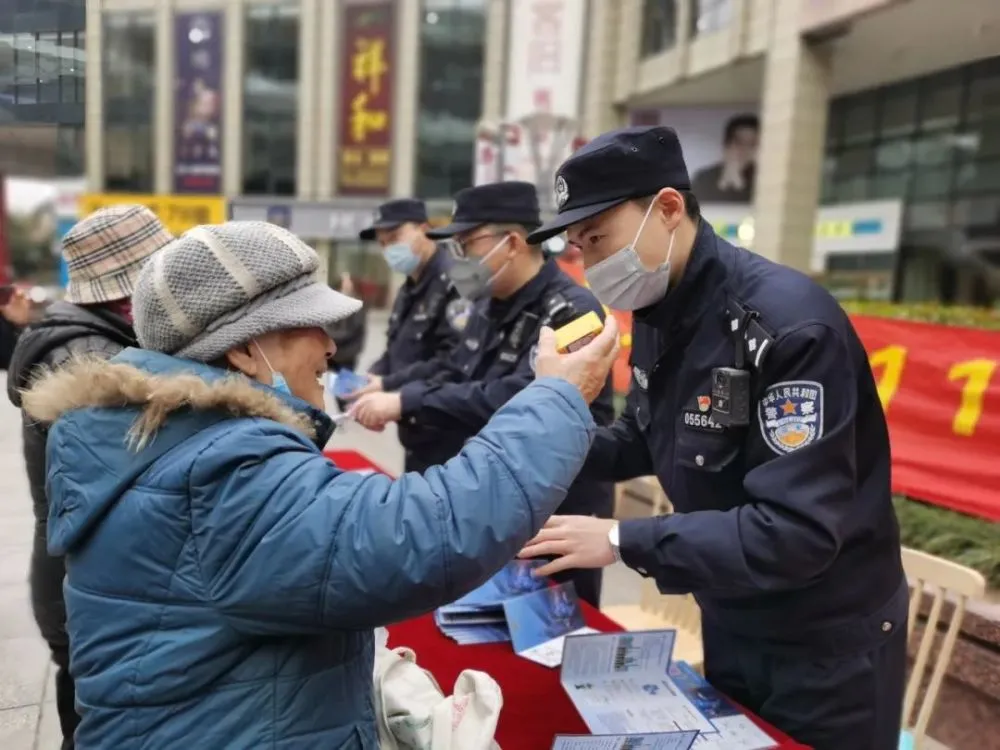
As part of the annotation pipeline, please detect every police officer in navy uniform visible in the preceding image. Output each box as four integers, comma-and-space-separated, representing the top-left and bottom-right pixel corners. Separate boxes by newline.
346, 198, 462, 471
518, 127, 907, 749
351, 181, 616, 607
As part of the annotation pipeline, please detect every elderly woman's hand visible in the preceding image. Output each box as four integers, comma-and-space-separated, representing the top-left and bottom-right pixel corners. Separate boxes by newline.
349, 392, 402, 432
533, 316, 619, 404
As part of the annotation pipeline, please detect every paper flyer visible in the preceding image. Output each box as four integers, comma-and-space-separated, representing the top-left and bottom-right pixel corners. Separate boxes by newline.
551, 731, 700, 750
503, 582, 597, 667
559, 632, 777, 750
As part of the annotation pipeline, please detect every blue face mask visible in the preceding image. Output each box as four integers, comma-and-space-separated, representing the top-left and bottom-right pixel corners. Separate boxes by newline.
384, 242, 421, 275
254, 341, 293, 397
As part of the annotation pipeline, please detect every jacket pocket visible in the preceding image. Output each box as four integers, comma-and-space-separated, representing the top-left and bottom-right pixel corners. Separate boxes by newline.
675, 431, 741, 473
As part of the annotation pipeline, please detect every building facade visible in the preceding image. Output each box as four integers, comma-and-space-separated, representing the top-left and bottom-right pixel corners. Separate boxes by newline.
479, 0, 1000, 305
0, 0, 87, 178
84, 0, 488, 306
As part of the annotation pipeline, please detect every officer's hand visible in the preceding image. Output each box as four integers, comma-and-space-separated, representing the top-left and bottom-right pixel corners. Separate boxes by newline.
518, 516, 618, 576
533, 317, 619, 404
344, 374, 383, 400
349, 392, 402, 432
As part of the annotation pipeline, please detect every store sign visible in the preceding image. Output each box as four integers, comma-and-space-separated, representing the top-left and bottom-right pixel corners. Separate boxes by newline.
229, 200, 378, 240
173, 12, 224, 194
78, 194, 226, 237
855, 315, 1000, 521
700, 200, 903, 271
337, 0, 396, 196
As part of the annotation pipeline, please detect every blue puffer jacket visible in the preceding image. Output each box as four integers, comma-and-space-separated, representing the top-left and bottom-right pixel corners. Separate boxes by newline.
24, 348, 596, 749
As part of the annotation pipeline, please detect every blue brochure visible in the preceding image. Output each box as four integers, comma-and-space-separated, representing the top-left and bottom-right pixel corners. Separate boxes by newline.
503, 582, 594, 667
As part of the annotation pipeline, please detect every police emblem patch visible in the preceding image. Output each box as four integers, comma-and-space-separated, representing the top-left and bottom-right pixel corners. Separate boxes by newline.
758, 380, 824, 455
697, 395, 711, 413
529, 344, 538, 373
554, 176, 569, 209
633, 366, 649, 391
445, 298, 472, 332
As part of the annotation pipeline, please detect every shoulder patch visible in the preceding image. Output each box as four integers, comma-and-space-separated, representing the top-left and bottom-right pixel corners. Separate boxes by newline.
445, 298, 472, 332
758, 380, 823, 455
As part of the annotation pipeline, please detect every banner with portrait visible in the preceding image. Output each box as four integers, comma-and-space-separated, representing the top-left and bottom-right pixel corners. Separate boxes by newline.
173, 12, 224, 194
337, 0, 396, 196
629, 107, 760, 206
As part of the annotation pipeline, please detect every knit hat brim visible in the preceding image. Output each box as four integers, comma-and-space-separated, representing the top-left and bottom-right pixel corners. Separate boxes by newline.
173, 281, 362, 363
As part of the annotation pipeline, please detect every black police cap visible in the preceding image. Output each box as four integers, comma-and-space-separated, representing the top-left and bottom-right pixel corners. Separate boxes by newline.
426, 181, 541, 239
525, 126, 691, 245
358, 198, 429, 240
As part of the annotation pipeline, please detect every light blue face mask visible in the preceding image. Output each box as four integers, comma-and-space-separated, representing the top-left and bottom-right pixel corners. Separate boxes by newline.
254, 341, 292, 397
383, 242, 422, 275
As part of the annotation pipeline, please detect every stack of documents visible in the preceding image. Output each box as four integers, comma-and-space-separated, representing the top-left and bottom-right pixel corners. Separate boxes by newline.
434, 560, 549, 645
554, 631, 779, 750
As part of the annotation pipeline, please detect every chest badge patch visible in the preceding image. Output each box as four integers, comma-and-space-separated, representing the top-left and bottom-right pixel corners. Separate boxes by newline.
446, 298, 472, 332
633, 366, 649, 391
696, 395, 711, 413
758, 380, 824, 454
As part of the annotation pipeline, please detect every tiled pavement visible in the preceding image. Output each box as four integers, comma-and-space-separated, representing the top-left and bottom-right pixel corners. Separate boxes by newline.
0, 313, 643, 748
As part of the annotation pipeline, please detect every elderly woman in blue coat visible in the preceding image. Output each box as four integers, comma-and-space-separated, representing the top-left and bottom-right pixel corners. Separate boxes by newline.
22, 221, 618, 749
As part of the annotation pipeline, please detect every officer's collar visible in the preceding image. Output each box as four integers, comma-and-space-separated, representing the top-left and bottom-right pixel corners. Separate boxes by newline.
490, 257, 559, 327
407, 244, 450, 292
636, 219, 727, 335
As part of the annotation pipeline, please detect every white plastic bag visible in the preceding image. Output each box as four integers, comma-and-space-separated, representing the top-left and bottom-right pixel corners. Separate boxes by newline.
373, 644, 502, 750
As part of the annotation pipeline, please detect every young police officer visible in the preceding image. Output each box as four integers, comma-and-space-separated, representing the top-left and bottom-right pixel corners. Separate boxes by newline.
519, 127, 907, 749
352, 181, 616, 607
348, 198, 462, 471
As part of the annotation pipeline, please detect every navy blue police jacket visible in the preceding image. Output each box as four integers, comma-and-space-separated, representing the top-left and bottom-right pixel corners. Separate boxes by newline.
399, 259, 616, 516
369, 245, 461, 391
586, 220, 906, 650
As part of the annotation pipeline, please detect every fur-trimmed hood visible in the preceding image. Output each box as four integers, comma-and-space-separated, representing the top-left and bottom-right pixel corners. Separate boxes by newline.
23, 349, 328, 449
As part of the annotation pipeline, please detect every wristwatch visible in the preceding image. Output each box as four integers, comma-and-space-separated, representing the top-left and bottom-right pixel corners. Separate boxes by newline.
608, 522, 622, 563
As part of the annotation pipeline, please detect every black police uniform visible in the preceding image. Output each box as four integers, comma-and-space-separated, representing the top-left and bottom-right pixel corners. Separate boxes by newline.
360, 199, 462, 471
397, 181, 616, 607
527, 127, 907, 750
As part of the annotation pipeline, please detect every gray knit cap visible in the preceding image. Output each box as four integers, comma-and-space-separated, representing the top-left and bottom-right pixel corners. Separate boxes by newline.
133, 221, 362, 362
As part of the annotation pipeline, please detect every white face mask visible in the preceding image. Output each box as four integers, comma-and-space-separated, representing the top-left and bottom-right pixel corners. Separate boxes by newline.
584, 201, 675, 311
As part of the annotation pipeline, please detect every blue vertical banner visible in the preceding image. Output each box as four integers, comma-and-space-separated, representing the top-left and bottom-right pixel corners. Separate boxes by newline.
54, 216, 77, 289
174, 12, 224, 194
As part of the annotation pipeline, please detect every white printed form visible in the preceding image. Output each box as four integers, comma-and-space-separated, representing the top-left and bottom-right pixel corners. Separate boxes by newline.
558, 632, 777, 749
551, 730, 699, 750
520, 626, 599, 668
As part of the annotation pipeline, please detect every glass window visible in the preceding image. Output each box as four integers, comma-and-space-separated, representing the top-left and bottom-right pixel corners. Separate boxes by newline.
954, 159, 1000, 195
691, 0, 732, 36
103, 13, 156, 192
871, 172, 910, 200
878, 85, 917, 138
841, 96, 877, 145
242, 4, 300, 196
641, 0, 677, 57
919, 72, 963, 132
0, 34, 14, 98
874, 138, 911, 171
910, 165, 953, 199
38, 31, 60, 104
832, 145, 873, 180
14, 32, 36, 104
415, 0, 486, 198
965, 65, 1000, 124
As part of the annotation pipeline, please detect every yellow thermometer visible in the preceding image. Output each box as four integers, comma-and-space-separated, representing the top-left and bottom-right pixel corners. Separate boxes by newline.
554, 311, 604, 353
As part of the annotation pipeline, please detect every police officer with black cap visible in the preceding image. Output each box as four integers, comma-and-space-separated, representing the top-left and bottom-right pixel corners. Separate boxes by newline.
346, 198, 462, 471
517, 126, 907, 749
351, 181, 616, 607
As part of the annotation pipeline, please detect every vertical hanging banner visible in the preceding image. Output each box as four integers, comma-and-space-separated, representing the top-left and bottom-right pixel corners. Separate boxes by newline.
337, 0, 396, 196
173, 12, 224, 194
502, 0, 587, 210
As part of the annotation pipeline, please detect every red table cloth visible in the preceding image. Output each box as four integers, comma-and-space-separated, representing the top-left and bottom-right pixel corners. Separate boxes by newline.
387, 606, 808, 749
325, 450, 807, 749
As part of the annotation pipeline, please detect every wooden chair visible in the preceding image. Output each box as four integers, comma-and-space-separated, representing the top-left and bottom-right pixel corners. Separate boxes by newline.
899, 547, 986, 750
602, 579, 704, 674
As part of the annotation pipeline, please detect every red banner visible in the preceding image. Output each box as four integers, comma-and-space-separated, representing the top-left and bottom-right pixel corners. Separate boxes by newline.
852, 316, 1000, 521
337, 0, 396, 195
